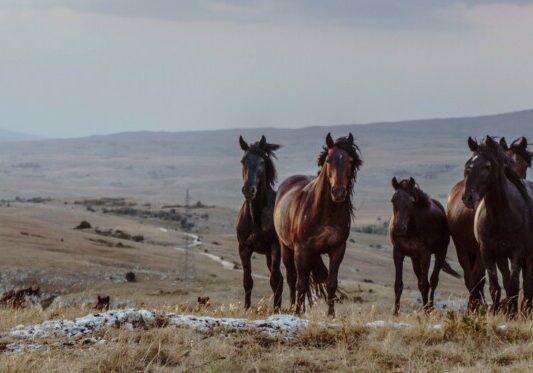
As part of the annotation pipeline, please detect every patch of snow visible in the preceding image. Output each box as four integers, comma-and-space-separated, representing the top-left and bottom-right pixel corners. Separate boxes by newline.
158, 228, 168, 233
365, 320, 411, 329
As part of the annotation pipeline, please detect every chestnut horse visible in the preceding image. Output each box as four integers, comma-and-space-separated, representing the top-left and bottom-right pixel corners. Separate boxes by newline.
447, 137, 531, 310
236, 135, 283, 310
390, 177, 460, 315
274, 133, 362, 316
463, 136, 533, 316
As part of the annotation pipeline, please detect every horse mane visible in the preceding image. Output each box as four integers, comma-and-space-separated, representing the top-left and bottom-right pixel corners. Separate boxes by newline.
247, 141, 280, 188
398, 180, 431, 208
479, 136, 530, 203
315, 135, 363, 217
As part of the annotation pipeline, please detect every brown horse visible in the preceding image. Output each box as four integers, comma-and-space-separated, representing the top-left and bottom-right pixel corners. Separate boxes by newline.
236, 135, 283, 310
463, 136, 533, 317
447, 137, 531, 310
390, 177, 460, 315
274, 133, 362, 316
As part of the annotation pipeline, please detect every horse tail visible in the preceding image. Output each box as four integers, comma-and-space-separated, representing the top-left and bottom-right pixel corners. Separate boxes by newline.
306, 256, 348, 304
442, 260, 462, 279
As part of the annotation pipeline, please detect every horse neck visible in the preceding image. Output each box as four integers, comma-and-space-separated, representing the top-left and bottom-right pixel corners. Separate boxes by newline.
248, 180, 271, 227
515, 161, 528, 179
483, 166, 514, 224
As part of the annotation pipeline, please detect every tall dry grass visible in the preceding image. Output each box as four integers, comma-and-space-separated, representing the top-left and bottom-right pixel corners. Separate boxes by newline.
2, 303, 533, 372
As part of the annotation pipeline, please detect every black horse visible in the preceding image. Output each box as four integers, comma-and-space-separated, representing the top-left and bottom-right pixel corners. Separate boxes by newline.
389, 177, 460, 315
463, 136, 533, 316
236, 135, 284, 310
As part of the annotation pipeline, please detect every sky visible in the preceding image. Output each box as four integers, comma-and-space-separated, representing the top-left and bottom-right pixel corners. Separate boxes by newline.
0, 1, 532, 138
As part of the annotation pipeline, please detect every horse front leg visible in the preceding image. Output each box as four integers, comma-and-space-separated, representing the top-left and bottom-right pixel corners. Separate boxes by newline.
281, 244, 297, 309
418, 253, 431, 312
481, 249, 501, 315
239, 244, 253, 310
393, 247, 404, 316
295, 248, 311, 315
505, 251, 524, 318
326, 244, 346, 317
268, 244, 284, 311
522, 255, 533, 316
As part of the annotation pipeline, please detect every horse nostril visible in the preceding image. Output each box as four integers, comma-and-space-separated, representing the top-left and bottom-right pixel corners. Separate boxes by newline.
250, 186, 257, 195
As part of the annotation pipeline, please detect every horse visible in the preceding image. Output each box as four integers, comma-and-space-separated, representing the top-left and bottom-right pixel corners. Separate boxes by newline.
273, 133, 362, 316
236, 135, 284, 310
448, 137, 531, 311
463, 136, 533, 317
389, 177, 460, 315
500, 137, 532, 179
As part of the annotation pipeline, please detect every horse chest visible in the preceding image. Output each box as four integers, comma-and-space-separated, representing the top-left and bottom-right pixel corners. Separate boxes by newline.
395, 236, 427, 256
305, 225, 346, 250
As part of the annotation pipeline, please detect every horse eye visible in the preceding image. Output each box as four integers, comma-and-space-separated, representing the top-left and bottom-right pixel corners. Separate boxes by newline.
485, 162, 491, 169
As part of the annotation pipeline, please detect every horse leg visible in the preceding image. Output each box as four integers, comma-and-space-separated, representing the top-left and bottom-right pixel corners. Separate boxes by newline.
418, 253, 431, 312
429, 251, 445, 310
393, 247, 404, 316
295, 249, 311, 315
504, 251, 523, 318
239, 245, 253, 309
497, 257, 511, 291
326, 244, 346, 318
281, 245, 297, 309
481, 249, 501, 315
268, 244, 284, 311
522, 255, 533, 316
455, 242, 476, 310
470, 252, 486, 311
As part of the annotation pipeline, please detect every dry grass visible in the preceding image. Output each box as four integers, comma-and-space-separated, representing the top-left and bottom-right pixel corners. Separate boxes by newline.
3, 304, 533, 372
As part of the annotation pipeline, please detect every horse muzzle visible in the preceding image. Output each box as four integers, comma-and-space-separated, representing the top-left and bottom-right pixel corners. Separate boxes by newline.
462, 191, 479, 209
242, 185, 257, 200
331, 186, 347, 203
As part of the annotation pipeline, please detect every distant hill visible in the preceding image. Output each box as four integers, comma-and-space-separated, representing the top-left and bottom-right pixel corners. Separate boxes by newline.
0, 129, 42, 142
0, 109, 531, 221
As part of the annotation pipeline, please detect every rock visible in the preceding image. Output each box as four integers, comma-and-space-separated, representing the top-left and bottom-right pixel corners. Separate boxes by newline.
125, 272, 136, 282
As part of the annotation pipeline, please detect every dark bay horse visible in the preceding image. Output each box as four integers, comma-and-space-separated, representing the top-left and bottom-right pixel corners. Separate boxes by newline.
389, 177, 460, 315
463, 136, 533, 316
236, 135, 283, 310
274, 133, 362, 316
448, 137, 531, 310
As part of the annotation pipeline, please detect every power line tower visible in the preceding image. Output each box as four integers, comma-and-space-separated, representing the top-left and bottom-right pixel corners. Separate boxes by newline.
179, 188, 196, 281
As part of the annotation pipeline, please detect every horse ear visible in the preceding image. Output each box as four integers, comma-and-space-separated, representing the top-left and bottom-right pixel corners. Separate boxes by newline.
348, 132, 354, 143
239, 136, 249, 151
408, 177, 416, 188
391, 177, 400, 190
468, 137, 478, 152
326, 133, 334, 148
518, 136, 528, 149
500, 137, 508, 150
259, 135, 266, 147
486, 136, 498, 151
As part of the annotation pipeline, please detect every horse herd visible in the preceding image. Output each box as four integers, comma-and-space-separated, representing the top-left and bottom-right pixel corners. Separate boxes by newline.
236, 133, 533, 318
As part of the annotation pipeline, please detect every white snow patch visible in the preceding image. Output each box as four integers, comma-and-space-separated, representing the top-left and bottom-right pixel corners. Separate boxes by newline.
158, 228, 168, 233
365, 320, 411, 329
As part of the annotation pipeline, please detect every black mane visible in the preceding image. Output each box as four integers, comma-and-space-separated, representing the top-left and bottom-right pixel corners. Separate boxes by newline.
398, 179, 432, 208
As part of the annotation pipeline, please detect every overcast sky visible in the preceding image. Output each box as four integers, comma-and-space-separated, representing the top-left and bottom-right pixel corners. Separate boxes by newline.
0, 1, 532, 138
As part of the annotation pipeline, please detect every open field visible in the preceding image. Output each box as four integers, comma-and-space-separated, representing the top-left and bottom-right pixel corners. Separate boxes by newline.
0, 110, 532, 371
0, 196, 522, 372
